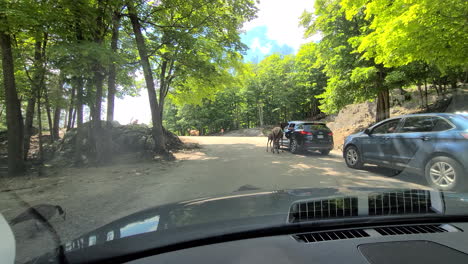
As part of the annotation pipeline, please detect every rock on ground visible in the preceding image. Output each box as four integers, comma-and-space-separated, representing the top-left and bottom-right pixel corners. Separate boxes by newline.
47, 122, 183, 166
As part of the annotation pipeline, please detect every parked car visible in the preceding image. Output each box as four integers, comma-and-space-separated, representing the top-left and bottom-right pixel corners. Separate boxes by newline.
343, 113, 468, 191
280, 121, 334, 155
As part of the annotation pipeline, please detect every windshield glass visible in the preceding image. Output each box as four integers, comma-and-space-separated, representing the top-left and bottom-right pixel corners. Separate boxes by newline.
303, 124, 329, 131
0, 0, 467, 263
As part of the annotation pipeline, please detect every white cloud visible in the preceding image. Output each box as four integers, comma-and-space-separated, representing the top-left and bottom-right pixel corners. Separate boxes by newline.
243, 0, 320, 51
250, 37, 273, 54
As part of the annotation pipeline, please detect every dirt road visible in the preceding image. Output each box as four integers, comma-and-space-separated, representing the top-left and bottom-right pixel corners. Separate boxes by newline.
1, 136, 427, 263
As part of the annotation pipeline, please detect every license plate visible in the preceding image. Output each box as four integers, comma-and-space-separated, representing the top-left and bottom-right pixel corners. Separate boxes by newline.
317, 135, 324, 139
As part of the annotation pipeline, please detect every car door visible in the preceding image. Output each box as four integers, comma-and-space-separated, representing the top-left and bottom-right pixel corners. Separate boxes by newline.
392, 116, 453, 169
361, 118, 402, 165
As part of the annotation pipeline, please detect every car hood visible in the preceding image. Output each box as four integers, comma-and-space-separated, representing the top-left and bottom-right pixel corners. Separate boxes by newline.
30, 187, 468, 263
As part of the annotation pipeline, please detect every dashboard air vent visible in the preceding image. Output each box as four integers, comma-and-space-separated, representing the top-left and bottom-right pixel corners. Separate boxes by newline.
294, 229, 369, 243
375, 224, 459, 236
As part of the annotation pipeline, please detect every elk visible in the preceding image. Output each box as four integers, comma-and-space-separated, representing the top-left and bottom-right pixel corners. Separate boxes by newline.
266, 123, 287, 154
266, 132, 275, 152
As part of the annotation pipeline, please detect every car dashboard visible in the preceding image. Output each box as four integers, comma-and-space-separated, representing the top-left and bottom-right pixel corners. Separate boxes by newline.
128, 222, 468, 264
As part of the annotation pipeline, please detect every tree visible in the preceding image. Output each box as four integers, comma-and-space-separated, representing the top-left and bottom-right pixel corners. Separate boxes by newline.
106, 9, 121, 123
300, 0, 391, 122
0, 0, 24, 175
126, 0, 168, 155
341, 0, 468, 71
126, 0, 256, 156
294, 43, 328, 118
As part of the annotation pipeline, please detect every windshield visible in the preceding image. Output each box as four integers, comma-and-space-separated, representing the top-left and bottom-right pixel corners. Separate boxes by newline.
0, 0, 467, 263
303, 124, 330, 131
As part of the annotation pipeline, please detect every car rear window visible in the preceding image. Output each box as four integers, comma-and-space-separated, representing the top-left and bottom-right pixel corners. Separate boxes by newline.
303, 123, 330, 131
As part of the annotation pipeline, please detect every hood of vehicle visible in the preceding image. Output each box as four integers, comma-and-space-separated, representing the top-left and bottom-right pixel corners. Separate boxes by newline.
31, 187, 468, 264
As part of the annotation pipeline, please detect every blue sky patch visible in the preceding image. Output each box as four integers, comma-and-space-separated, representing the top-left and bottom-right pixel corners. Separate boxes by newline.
241, 26, 295, 63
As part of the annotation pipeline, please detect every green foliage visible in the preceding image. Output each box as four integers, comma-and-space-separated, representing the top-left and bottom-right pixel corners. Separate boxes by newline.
136, 0, 257, 106
341, 0, 468, 71
300, 0, 377, 114
164, 45, 329, 134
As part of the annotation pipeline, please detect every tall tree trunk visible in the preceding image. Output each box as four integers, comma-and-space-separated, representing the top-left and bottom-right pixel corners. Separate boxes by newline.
107, 11, 120, 124
52, 107, 61, 140
424, 79, 428, 108
417, 83, 424, 107
66, 85, 75, 131
127, 1, 167, 155
44, 88, 54, 141
375, 66, 389, 123
63, 108, 68, 130
376, 88, 390, 123
258, 102, 264, 127
37, 86, 43, 163
0, 26, 25, 175
23, 39, 44, 159
90, 0, 112, 164
74, 78, 84, 127
93, 67, 109, 163
70, 0, 86, 165
71, 109, 76, 129
52, 76, 64, 139
74, 77, 84, 164
23, 97, 36, 160
433, 81, 441, 96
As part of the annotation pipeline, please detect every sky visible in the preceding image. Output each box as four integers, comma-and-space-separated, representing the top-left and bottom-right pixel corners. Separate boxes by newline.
240, 0, 318, 63
114, 0, 317, 125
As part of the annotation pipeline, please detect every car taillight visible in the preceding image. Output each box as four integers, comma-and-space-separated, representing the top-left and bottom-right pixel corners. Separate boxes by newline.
299, 131, 312, 135
328, 132, 333, 136
461, 132, 468, 139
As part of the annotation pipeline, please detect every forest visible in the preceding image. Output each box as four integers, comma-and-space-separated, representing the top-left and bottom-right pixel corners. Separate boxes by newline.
1, 0, 467, 175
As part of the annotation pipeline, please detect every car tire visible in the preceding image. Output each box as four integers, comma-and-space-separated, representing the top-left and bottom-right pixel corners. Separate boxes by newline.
320, 150, 330, 155
344, 146, 364, 169
290, 139, 301, 154
424, 156, 466, 191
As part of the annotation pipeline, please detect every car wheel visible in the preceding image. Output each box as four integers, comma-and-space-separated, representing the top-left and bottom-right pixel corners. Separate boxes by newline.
290, 139, 300, 154
345, 146, 364, 169
320, 150, 330, 155
425, 156, 466, 191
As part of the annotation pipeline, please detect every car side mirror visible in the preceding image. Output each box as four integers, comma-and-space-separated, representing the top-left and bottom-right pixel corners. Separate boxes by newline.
364, 128, 371, 135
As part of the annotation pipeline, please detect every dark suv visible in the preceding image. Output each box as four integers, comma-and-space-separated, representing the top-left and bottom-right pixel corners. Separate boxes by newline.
280, 121, 334, 155
343, 113, 468, 191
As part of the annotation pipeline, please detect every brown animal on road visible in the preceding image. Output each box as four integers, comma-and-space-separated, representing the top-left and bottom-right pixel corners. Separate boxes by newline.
266, 132, 275, 152
267, 123, 287, 154
189, 129, 200, 136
